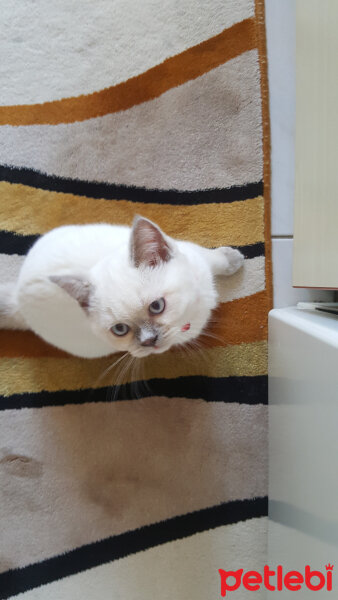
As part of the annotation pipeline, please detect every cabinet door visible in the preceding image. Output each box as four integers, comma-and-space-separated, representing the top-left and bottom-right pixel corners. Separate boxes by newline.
293, 0, 338, 289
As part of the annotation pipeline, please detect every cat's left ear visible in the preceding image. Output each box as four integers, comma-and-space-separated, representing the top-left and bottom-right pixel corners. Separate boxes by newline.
130, 216, 175, 268
49, 275, 93, 311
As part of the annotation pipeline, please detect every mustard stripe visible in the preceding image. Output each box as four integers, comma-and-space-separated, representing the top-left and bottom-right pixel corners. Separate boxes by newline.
0, 342, 267, 396
0, 182, 264, 247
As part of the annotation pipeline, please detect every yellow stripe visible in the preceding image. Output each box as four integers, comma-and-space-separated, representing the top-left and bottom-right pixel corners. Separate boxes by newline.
0, 182, 264, 247
0, 342, 267, 396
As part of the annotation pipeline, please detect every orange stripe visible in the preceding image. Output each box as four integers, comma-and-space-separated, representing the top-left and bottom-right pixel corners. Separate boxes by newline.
0, 291, 268, 358
255, 0, 273, 312
0, 330, 67, 358
0, 18, 256, 126
201, 290, 268, 348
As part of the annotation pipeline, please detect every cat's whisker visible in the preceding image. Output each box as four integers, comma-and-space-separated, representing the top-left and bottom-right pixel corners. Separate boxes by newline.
131, 356, 142, 401
138, 358, 151, 405
207, 314, 230, 326
137, 359, 146, 401
131, 356, 147, 403
199, 330, 227, 345
176, 344, 189, 359
185, 339, 208, 364
130, 357, 137, 399
104, 352, 130, 403
140, 358, 152, 399
94, 352, 129, 389
176, 340, 199, 362
187, 337, 206, 354
118, 354, 136, 400
109, 351, 134, 402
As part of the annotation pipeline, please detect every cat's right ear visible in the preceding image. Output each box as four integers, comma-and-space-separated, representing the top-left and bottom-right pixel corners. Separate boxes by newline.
130, 216, 174, 268
49, 275, 92, 312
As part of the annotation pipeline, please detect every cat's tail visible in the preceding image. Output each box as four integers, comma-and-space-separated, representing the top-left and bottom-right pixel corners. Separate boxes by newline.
0, 283, 28, 330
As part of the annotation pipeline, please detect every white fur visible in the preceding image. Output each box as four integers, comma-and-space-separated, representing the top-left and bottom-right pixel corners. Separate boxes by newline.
0, 218, 244, 358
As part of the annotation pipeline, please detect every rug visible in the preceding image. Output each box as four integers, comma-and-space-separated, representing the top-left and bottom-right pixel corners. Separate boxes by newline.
0, 0, 272, 598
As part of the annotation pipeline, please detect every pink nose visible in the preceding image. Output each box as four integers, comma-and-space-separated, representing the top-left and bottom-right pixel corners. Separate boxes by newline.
181, 323, 191, 332
140, 335, 158, 347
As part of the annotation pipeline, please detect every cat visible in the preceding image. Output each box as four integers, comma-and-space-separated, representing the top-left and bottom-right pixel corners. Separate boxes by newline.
0, 216, 244, 358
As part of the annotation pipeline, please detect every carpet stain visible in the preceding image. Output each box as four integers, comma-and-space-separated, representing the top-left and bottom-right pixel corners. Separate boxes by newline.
0, 454, 43, 478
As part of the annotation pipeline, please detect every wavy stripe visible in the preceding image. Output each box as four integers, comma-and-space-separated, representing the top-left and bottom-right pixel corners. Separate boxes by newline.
0, 376, 268, 409
0, 290, 268, 358
0, 231, 38, 256
9, 519, 267, 600
199, 290, 269, 346
1, 2, 254, 106
237, 242, 265, 259
0, 331, 67, 358
0, 230, 265, 259
217, 256, 265, 302
0, 497, 267, 599
0, 341, 267, 396
0, 165, 263, 206
0, 3, 255, 106
0, 182, 264, 246
0, 52, 262, 191
0, 19, 256, 126
0, 401, 267, 572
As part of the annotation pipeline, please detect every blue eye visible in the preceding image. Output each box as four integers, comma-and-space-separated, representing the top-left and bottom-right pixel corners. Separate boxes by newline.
149, 298, 165, 315
111, 323, 130, 336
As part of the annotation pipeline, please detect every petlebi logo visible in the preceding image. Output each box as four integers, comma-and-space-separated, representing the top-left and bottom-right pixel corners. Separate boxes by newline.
218, 564, 334, 595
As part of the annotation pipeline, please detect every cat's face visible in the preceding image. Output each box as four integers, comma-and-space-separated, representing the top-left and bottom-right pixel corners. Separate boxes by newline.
89, 217, 218, 357
53, 217, 218, 357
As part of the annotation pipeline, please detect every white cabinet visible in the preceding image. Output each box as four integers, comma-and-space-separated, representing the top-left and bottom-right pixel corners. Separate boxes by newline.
268, 307, 338, 597
293, 0, 338, 290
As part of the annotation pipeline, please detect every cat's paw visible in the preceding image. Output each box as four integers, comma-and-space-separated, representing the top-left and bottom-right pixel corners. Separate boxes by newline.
219, 247, 245, 276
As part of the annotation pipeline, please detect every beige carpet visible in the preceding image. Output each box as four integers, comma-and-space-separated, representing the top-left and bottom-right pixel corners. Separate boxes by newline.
0, 0, 272, 597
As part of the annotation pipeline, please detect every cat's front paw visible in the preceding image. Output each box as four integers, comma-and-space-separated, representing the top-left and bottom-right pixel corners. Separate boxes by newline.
219, 247, 245, 276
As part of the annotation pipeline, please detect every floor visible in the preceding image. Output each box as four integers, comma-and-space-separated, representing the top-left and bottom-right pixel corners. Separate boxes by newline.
265, 0, 334, 308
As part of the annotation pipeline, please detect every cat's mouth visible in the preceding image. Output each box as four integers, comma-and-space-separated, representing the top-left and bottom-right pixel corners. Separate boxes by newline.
131, 343, 168, 358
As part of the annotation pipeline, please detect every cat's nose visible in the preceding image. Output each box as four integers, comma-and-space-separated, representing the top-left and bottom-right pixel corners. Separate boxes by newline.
140, 334, 158, 347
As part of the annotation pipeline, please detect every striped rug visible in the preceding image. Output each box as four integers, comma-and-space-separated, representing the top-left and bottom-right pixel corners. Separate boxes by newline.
0, 1, 272, 598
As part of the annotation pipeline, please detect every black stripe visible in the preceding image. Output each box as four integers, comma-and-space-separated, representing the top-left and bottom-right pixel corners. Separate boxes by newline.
0, 165, 263, 205
0, 229, 265, 259
233, 242, 265, 260
0, 496, 267, 599
0, 231, 39, 255
0, 375, 267, 411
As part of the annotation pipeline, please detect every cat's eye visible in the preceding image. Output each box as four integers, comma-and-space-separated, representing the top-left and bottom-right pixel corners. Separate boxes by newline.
149, 297, 165, 315
111, 323, 130, 336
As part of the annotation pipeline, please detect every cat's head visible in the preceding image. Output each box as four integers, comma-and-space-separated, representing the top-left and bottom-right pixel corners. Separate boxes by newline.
51, 217, 218, 357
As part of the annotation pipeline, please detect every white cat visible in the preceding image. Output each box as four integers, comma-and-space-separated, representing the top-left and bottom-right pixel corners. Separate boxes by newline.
0, 216, 244, 358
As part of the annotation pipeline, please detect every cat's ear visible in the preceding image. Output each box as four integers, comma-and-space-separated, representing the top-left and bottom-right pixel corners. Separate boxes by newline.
49, 275, 92, 311
130, 216, 174, 268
